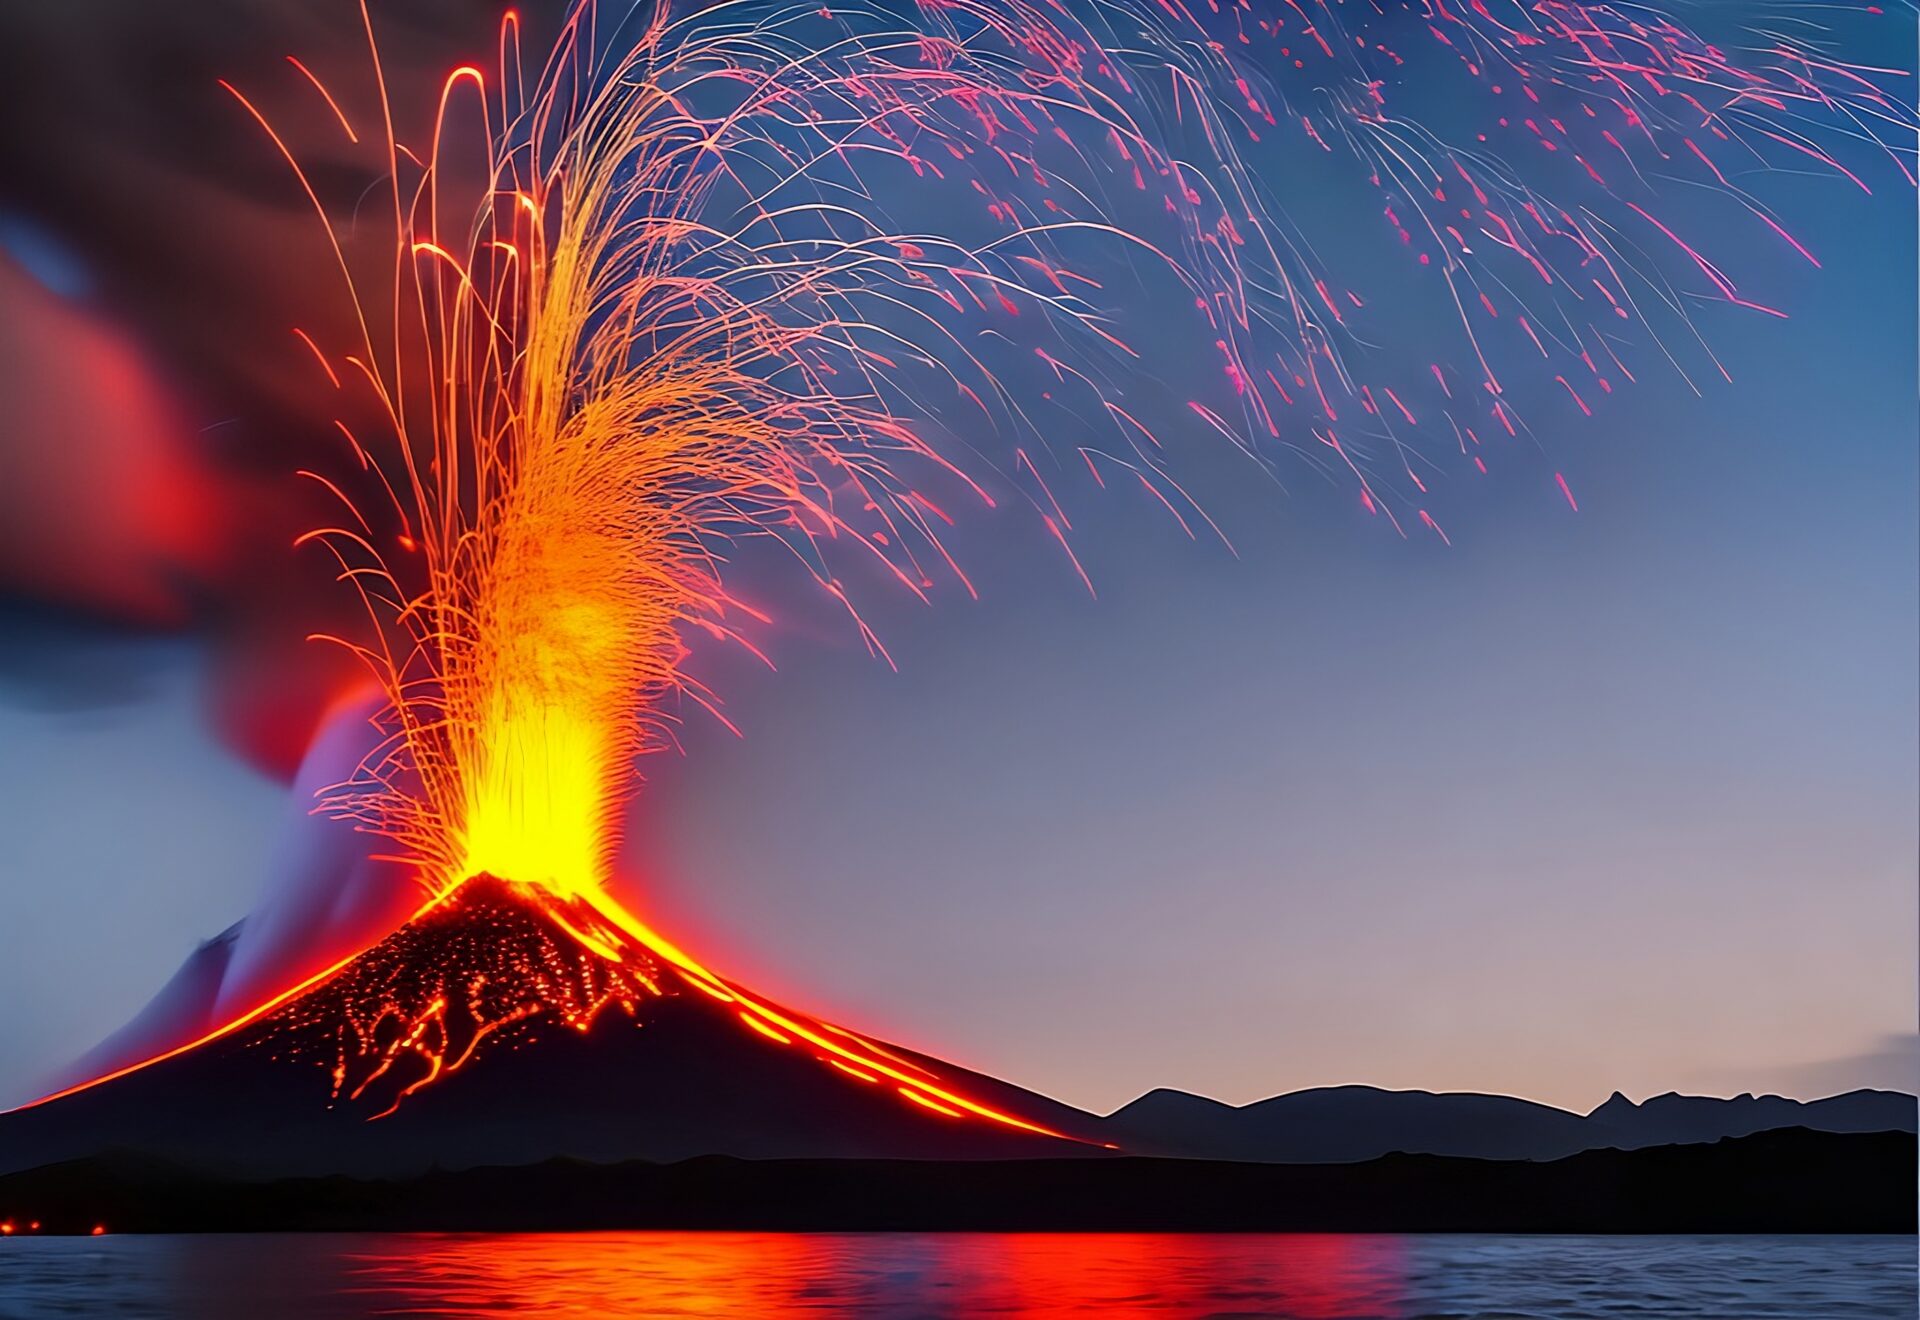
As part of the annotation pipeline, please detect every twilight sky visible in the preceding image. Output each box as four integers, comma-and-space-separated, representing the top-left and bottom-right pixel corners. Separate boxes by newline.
0, 5, 1913, 1115
621, 176, 1918, 1110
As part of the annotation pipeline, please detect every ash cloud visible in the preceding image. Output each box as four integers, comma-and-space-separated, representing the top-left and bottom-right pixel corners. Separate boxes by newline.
0, 0, 539, 772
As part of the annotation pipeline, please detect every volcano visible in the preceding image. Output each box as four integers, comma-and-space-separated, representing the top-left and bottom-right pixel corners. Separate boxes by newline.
0, 877, 1106, 1179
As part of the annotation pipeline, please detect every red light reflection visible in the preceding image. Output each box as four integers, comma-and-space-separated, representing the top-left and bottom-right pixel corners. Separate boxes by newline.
305, 1231, 1410, 1318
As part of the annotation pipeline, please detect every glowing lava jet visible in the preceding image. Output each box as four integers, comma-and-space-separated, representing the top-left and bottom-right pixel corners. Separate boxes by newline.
17, 0, 1910, 1129
196, 0, 1243, 1134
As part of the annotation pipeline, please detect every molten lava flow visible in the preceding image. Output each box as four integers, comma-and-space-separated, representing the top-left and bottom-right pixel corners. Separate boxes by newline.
250, 874, 1058, 1132
270, 877, 665, 1120
15, 874, 1073, 1139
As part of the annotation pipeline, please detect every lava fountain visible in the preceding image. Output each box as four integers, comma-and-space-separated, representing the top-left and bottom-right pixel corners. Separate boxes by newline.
16, 0, 1909, 1128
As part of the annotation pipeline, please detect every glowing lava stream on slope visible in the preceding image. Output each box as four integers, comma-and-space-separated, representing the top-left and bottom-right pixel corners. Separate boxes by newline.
18, 0, 1907, 1125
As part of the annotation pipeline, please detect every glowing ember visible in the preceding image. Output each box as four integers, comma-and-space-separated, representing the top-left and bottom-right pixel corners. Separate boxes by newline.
265, 878, 665, 1121
16, 875, 1069, 1138
274, 2, 1911, 922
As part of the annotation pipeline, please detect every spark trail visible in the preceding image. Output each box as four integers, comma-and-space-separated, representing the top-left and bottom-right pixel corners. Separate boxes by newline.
32, 0, 1908, 1122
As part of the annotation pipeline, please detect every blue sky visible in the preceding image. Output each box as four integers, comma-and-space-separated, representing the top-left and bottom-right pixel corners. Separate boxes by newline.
618, 173, 1917, 1109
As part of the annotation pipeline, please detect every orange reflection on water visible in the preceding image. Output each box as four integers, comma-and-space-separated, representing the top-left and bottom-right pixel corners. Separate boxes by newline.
316, 1230, 1408, 1318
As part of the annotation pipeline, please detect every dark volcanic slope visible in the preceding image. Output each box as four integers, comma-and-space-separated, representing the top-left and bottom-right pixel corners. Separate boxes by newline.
0, 880, 1103, 1179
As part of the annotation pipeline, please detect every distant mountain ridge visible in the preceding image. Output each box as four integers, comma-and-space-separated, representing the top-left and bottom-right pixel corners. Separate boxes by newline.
1102, 1083, 1917, 1163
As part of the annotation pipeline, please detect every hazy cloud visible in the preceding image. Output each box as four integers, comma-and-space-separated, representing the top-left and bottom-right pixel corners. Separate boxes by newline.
1701, 1035, 1920, 1100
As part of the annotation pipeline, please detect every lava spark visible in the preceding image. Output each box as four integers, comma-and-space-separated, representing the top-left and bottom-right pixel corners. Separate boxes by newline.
27, 0, 1909, 1122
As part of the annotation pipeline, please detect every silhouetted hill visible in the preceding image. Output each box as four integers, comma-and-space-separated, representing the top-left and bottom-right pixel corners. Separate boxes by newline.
0, 1129, 1908, 1234
1587, 1088, 1916, 1148
1107, 1085, 1607, 1161
1104, 1083, 1916, 1163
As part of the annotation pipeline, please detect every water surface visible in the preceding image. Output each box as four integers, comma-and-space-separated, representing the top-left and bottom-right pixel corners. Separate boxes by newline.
1, 1232, 1912, 1317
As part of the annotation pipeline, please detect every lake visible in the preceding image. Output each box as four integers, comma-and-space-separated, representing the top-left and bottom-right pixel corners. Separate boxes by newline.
0, 1231, 1912, 1316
